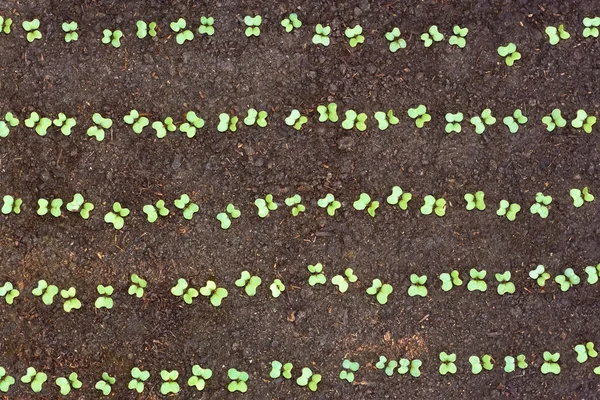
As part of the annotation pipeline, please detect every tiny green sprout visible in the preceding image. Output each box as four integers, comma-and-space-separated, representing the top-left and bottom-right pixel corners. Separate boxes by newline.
467, 268, 487, 292
188, 365, 212, 391
124, 109, 150, 134
217, 112, 238, 132
342, 110, 367, 131
397, 358, 423, 378
529, 265, 551, 287
555, 268, 580, 291
530, 192, 552, 218
541, 352, 560, 374
296, 367, 321, 391
445, 112, 464, 133
366, 278, 393, 304
24, 112, 52, 136
542, 109, 567, 132
235, 271, 262, 296
244, 108, 268, 127
469, 355, 493, 374
255, 194, 277, 218
37, 198, 63, 217
439, 270, 463, 291
312, 24, 331, 46
128, 367, 150, 393
0, 367, 15, 393
385, 27, 406, 52
420, 195, 446, 216
22, 19, 42, 42
571, 109, 596, 133
101, 29, 123, 48
497, 199, 521, 221
56, 372, 82, 396
469, 108, 496, 134
0, 282, 19, 304
339, 359, 359, 383
570, 187, 594, 208
104, 202, 130, 229
464, 191, 485, 211
21, 367, 47, 393
318, 193, 341, 216
143, 199, 169, 223
200, 280, 228, 307
595, 366, 600, 375
503, 109, 528, 133
95, 285, 114, 309
421, 25, 443, 47
0, 112, 20, 138
62, 21, 78, 42
585, 264, 600, 284
270, 361, 293, 379
171, 279, 198, 304
198, 16, 215, 36
386, 186, 412, 210
285, 109, 308, 130
439, 352, 457, 375
136, 21, 157, 39
345, 25, 364, 47
497, 43, 521, 66
0, 16, 13, 34
270, 279, 286, 298
284, 194, 305, 216
60, 287, 81, 312
449, 25, 468, 48
545, 24, 570, 45
574, 342, 598, 363
160, 370, 180, 395
174, 194, 199, 220
373, 110, 399, 130
407, 104, 431, 128
227, 368, 249, 393
87, 113, 112, 141
353, 193, 379, 217
32, 280, 59, 305
582, 17, 600, 38
504, 355, 527, 373
317, 103, 339, 123
66, 193, 94, 219
179, 111, 205, 137
152, 117, 177, 138
408, 274, 428, 297
170, 18, 193, 44
495, 271, 515, 295
128, 274, 147, 298
216, 203, 241, 229
281, 13, 301, 32
375, 356, 398, 376
2, 195, 22, 215
244, 15, 262, 37
331, 268, 358, 293
52, 113, 77, 136
95, 372, 116, 395
308, 263, 326, 286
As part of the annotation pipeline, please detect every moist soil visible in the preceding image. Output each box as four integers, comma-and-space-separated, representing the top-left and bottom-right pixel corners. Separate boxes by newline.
0, 0, 599, 398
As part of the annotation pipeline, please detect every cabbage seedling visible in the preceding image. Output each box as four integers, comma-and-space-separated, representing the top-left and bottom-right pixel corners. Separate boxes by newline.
143, 200, 169, 223
495, 271, 515, 295
467, 268, 487, 292
198, 16, 215, 36
497, 200, 521, 221
353, 193, 379, 217
344, 25, 364, 47
200, 280, 228, 307
470, 108, 496, 134
407, 105, 431, 128
216, 203, 241, 229
136, 21, 156, 38
555, 268, 580, 291
22, 19, 42, 42
542, 109, 566, 132
37, 198, 63, 217
545, 25, 570, 45
62, 21, 78, 42
529, 264, 550, 287
270, 361, 293, 379
583, 17, 600, 38
375, 356, 398, 376
124, 109, 150, 134
66, 193, 94, 219
469, 355, 493, 374
152, 117, 177, 138
53, 113, 77, 136
439, 270, 463, 291
585, 264, 600, 284
339, 360, 359, 383
0, 112, 20, 138
385, 27, 406, 52
530, 192, 552, 218
420, 195, 446, 216
0, 282, 19, 304
255, 194, 277, 218
445, 112, 464, 133
128, 367, 149, 393
235, 271, 262, 296
180, 111, 205, 137
307, 263, 326, 286
95, 285, 114, 309
574, 342, 597, 363
21, 367, 47, 393
244, 16, 262, 37
570, 187, 594, 208
312, 24, 330, 46
449, 25, 468, 48
170, 18, 193, 44
503, 109, 527, 133
464, 191, 485, 211
373, 110, 399, 130
317, 103, 338, 123
32, 280, 58, 305
397, 359, 422, 377
95, 372, 115, 395
296, 367, 321, 391
2, 195, 22, 215
366, 278, 393, 304
60, 287, 81, 312
104, 202, 130, 229
331, 268, 357, 293
0, 16, 13, 34
421, 25, 443, 47
174, 194, 199, 220
56, 372, 82, 395
387, 186, 412, 210
270, 279, 285, 298
439, 352, 457, 375
497, 43, 521, 66
571, 109, 596, 133
284, 195, 305, 216
244, 108, 268, 127
408, 274, 427, 297
188, 365, 212, 391
227, 368, 248, 392
102, 29, 123, 48
318, 193, 341, 216
217, 112, 238, 132
171, 278, 198, 304
341, 110, 367, 131
128, 274, 147, 297
504, 355, 527, 372
160, 370, 180, 395
540, 352, 560, 374
281, 13, 301, 32
87, 113, 112, 141
24, 112, 52, 136
285, 109, 308, 130
0, 368, 15, 393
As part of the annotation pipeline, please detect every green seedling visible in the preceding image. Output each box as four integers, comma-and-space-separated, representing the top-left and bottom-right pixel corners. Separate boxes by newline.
464, 191, 485, 211
497, 200, 521, 221
307, 263, 326, 286
285, 109, 308, 130
366, 278, 393, 304
101, 29, 122, 48
56, 372, 82, 396
504, 355, 527, 373
160, 370, 180, 395
32, 280, 59, 305
495, 271, 515, 295
188, 365, 212, 391
104, 202, 130, 229
0, 368, 15, 393
407, 105, 431, 128
217, 112, 238, 132
420, 195, 446, 216
270, 279, 285, 298
2, 195, 22, 215
467, 268, 487, 292
555, 268, 580, 291
136, 21, 157, 39
449, 25, 468, 48
66, 193, 94, 219
255, 194, 277, 218
339, 359, 359, 383
60, 287, 81, 312
530, 192, 552, 218
124, 109, 150, 134
497, 43, 521, 66
345, 25, 364, 47
281, 13, 301, 32
386, 186, 412, 210
37, 198, 63, 217
171, 278, 198, 304
170, 18, 193, 44
152, 117, 177, 138
373, 110, 399, 130
385, 27, 406, 52
200, 280, 228, 307
95, 372, 115, 395
216, 203, 241, 229
574, 342, 598, 363
421, 25, 443, 47
244, 15, 262, 37
21, 367, 47, 393
503, 109, 527, 133
342, 110, 367, 131
22, 19, 42, 42
87, 113, 112, 141
353, 193, 379, 217
312, 24, 331, 46
143, 200, 169, 223
270, 361, 293, 379
583, 17, 600, 38
585, 264, 600, 284
95, 285, 114, 309
0, 16, 13, 34
53, 113, 77, 136
227, 368, 248, 393
284, 195, 305, 216
529, 264, 551, 287
469, 355, 493, 374
318, 193, 341, 216
0, 112, 20, 138
541, 352, 560, 374
24, 112, 52, 136
376, 356, 398, 376
445, 112, 464, 133
128, 367, 149, 393
542, 109, 566, 132
128, 274, 147, 298
571, 109, 596, 133
408, 274, 428, 297
179, 111, 205, 138
174, 194, 199, 220
198, 16, 215, 36
244, 108, 268, 127
440, 270, 463, 291
570, 187, 594, 208
296, 367, 321, 391
0, 282, 19, 304
331, 268, 357, 293
545, 24, 570, 45
317, 103, 338, 123
470, 108, 497, 134
62, 21, 78, 42
397, 359, 422, 377
235, 271, 262, 296
439, 352, 457, 375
